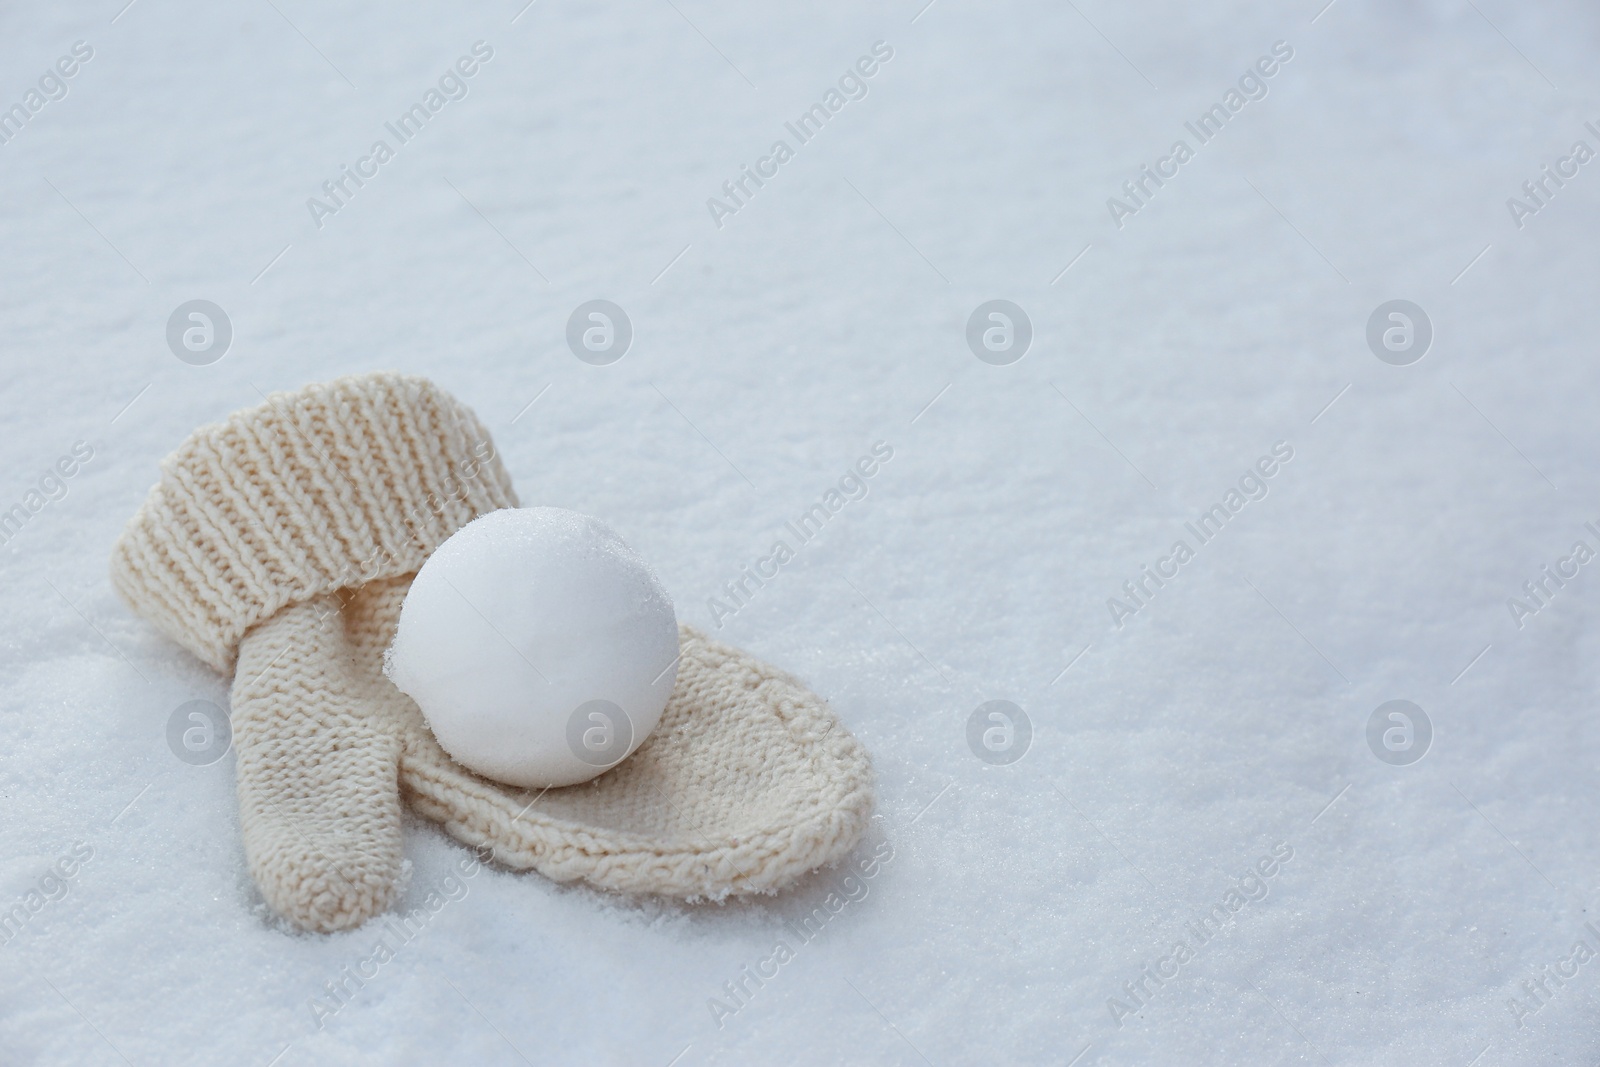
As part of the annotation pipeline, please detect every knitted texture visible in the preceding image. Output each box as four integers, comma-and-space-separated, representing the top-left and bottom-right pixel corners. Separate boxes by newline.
110, 373, 516, 673
111, 372, 875, 932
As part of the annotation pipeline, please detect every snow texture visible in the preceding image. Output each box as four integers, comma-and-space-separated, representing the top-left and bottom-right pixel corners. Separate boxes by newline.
2, 0, 1599, 1063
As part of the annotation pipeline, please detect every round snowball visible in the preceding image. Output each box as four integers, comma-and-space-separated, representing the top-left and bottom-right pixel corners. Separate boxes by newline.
384, 507, 679, 789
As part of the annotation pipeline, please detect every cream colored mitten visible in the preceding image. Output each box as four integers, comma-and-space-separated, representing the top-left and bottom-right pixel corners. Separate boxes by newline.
112, 373, 875, 932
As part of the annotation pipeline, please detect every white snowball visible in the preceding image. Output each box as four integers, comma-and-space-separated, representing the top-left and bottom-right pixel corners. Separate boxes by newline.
384, 507, 679, 788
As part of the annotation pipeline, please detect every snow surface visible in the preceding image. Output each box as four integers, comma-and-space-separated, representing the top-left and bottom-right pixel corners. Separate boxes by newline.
3, 0, 1600, 1063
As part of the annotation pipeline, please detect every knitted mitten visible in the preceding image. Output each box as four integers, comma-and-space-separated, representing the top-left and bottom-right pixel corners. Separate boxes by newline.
112, 373, 875, 932
233, 594, 420, 930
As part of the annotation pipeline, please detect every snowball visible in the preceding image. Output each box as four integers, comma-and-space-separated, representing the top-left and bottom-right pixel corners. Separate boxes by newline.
385, 507, 679, 788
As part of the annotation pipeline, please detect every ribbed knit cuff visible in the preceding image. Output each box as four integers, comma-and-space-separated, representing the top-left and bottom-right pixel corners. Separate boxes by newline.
111, 373, 518, 672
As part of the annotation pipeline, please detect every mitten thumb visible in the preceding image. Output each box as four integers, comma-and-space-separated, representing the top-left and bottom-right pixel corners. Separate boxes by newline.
232, 595, 404, 932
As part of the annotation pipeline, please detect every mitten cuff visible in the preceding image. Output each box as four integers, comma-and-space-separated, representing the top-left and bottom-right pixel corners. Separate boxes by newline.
111, 372, 518, 672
